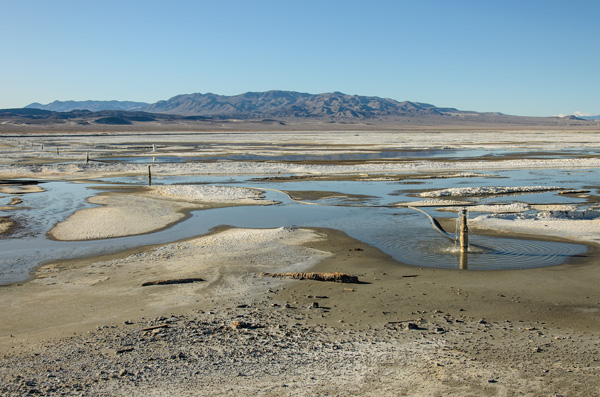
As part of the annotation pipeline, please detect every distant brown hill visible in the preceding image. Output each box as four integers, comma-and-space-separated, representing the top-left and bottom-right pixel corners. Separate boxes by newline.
142, 90, 458, 119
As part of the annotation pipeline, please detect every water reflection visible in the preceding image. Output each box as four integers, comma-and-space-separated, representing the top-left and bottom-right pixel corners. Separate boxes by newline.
460, 251, 468, 270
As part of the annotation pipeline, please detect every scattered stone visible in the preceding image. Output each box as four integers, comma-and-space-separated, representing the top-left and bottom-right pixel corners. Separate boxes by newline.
308, 302, 319, 309
118, 369, 131, 377
230, 320, 250, 329
405, 323, 420, 330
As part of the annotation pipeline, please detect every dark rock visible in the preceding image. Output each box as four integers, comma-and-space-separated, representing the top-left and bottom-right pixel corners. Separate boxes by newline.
406, 323, 420, 330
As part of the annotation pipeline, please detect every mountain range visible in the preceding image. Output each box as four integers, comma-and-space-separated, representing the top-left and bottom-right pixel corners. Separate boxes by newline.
24, 91, 598, 121
0, 90, 593, 131
141, 91, 463, 119
25, 91, 463, 120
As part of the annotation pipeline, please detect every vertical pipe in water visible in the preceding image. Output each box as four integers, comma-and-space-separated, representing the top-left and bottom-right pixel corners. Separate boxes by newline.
460, 208, 468, 253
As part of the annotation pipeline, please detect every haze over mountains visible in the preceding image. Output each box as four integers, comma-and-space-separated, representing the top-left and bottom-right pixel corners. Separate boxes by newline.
26, 100, 149, 112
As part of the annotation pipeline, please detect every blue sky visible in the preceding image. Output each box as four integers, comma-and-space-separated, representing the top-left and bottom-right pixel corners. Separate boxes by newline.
1, 0, 598, 116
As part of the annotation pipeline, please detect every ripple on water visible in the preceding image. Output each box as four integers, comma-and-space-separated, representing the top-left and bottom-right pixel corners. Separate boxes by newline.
377, 234, 587, 270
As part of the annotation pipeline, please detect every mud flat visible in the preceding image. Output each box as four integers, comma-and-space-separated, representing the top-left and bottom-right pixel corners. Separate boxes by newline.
1, 129, 600, 395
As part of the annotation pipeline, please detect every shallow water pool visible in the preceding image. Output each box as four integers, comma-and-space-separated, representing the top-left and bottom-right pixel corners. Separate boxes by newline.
0, 167, 594, 284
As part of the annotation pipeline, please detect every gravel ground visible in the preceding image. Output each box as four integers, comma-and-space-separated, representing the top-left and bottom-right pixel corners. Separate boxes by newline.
3, 301, 599, 396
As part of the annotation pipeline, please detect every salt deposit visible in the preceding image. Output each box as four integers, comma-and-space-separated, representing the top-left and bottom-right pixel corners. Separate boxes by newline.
473, 209, 600, 243
2, 158, 600, 180
420, 186, 563, 198
149, 184, 274, 204
480, 208, 600, 221
437, 203, 532, 213
394, 199, 472, 207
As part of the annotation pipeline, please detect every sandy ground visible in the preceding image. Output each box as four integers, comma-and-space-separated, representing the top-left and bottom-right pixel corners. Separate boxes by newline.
1, 223, 599, 395
1, 129, 600, 395
0, 227, 329, 341
48, 185, 276, 240
0, 218, 13, 234
0, 185, 44, 194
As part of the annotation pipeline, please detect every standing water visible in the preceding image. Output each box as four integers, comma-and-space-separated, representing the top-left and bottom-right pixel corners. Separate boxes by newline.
0, 168, 591, 284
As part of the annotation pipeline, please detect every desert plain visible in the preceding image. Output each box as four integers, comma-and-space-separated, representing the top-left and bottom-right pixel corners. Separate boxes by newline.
1, 126, 600, 395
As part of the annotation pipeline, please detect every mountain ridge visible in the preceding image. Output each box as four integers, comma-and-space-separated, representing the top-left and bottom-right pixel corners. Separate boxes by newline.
17, 91, 598, 130
142, 90, 457, 119
26, 91, 464, 119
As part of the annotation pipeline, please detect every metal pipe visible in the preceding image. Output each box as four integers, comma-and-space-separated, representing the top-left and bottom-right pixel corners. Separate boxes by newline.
460, 208, 468, 253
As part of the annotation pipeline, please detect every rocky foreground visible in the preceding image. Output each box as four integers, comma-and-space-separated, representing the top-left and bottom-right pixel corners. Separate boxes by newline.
2, 295, 598, 396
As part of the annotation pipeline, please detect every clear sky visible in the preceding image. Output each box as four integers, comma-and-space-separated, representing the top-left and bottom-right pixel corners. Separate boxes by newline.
1, 0, 598, 116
